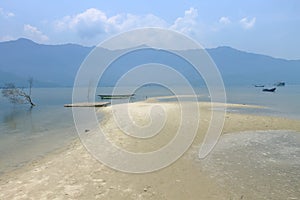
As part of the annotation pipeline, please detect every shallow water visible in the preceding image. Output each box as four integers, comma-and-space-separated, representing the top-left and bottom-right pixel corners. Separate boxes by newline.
226, 85, 300, 119
0, 88, 76, 174
0, 85, 299, 174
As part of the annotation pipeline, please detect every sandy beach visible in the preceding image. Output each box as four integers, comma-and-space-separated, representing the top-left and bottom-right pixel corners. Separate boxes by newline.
1, 100, 300, 199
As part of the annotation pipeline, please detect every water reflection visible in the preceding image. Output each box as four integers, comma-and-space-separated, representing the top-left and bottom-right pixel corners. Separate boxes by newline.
2, 106, 34, 132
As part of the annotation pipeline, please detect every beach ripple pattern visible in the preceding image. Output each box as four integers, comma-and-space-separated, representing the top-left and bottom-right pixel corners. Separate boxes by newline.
72, 28, 226, 173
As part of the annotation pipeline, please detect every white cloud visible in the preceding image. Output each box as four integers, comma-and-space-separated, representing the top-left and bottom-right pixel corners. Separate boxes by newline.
108, 13, 167, 32
239, 17, 256, 29
170, 7, 199, 35
7, 12, 14, 17
219, 17, 231, 25
23, 24, 49, 42
0, 7, 15, 18
54, 8, 167, 39
54, 8, 107, 39
53, 7, 203, 45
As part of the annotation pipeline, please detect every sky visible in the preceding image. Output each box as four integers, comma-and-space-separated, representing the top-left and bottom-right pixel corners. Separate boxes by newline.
0, 0, 299, 59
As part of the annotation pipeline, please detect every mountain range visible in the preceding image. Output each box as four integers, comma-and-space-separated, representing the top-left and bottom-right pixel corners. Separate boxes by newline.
0, 38, 299, 87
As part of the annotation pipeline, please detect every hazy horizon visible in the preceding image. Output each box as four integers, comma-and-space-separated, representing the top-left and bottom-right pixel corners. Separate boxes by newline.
1, 37, 299, 61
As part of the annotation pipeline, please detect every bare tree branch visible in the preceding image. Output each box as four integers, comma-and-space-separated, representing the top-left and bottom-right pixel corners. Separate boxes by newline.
1, 80, 36, 107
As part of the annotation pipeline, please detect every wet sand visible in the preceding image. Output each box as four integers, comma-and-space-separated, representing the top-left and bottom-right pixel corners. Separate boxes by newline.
197, 130, 300, 200
0, 101, 300, 199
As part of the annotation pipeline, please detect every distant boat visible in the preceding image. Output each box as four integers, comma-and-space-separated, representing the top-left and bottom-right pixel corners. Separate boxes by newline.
254, 84, 265, 87
98, 94, 135, 99
262, 87, 276, 92
274, 81, 285, 87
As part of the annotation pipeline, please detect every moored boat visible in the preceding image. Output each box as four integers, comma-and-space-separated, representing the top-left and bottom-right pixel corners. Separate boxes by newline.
98, 94, 135, 99
254, 84, 265, 87
262, 87, 276, 92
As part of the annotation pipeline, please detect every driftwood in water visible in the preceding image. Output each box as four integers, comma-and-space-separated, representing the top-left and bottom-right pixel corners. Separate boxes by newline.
64, 102, 110, 107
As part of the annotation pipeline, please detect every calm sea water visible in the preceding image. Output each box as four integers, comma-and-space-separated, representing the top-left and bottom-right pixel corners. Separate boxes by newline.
226, 84, 300, 119
0, 85, 299, 174
0, 88, 76, 174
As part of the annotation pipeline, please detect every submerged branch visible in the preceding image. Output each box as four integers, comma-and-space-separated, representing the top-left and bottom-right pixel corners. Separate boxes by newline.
1, 83, 36, 106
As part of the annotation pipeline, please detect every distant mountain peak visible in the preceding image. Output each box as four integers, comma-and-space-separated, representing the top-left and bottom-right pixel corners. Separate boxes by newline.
16, 37, 33, 42
3, 38, 40, 48
15, 38, 37, 44
209, 46, 238, 52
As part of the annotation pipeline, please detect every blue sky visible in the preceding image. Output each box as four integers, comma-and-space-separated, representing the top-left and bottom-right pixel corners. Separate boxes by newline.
0, 0, 299, 59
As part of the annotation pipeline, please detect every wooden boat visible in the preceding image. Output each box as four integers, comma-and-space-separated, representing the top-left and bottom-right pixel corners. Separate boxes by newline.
64, 102, 110, 107
262, 87, 276, 92
254, 84, 265, 87
98, 94, 135, 99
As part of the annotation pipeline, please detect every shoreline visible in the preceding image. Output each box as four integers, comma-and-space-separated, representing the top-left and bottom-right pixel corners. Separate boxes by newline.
1, 100, 300, 199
